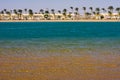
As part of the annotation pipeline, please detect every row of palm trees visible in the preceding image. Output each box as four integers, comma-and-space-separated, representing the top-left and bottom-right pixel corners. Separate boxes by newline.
0, 6, 120, 20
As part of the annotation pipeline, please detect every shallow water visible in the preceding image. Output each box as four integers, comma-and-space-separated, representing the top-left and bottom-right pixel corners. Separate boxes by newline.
0, 22, 120, 56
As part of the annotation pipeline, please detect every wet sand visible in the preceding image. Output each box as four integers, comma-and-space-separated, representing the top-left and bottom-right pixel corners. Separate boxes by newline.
0, 55, 120, 80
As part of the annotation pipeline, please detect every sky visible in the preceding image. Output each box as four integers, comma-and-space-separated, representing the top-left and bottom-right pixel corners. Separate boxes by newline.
0, 0, 120, 13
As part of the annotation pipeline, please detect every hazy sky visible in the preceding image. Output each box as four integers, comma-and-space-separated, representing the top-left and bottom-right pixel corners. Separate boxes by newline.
0, 0, 120, 12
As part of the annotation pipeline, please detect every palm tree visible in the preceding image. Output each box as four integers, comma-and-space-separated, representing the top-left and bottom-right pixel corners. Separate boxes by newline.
4, 9, 7, 11
102, 8, 106, 13
2, 9, 7, 20
68, 12, 72, 19
63, 9, 67, 13
85, 12, 91, 19
75, 7, 79, 14
58, 10, 61, 14
28, 9, 33, 20
108, 11, 112, 19
116, 7, 120, 19
83, 7, 86, 14
108, 6, 114, 12
116, 7, 120, 13
4, 9, 7, 14
63, 9, 67, 19
6, 11, 11, 20
89, 7, 93, 19
24, 9, 27, 14
24, 9, 28, 20
95, 8, 100, 19
89, 7, 93, 14
39, 9, 44, 20
44, 9, 50, 20
74, 7, 79, 20
45, 10, 49, 14
92, 11, 96, 18
18, 9, 23, 20
51, 9, 55, 14
1, 11, 4, 13
57, 10, 61, 20
13, 9, 18, 20
51, 9, 55, 20
107, 6, 114, 19
13, 9, 17, 14
40, 9, 44, 14
95, 8, 100, 13
83, 7, 86, 18
10, 10, 13, 19
0, 11, 4, 20
70, 7, 74, 14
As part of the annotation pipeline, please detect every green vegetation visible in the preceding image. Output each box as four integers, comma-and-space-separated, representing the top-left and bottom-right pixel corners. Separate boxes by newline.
0, 6, 120, 20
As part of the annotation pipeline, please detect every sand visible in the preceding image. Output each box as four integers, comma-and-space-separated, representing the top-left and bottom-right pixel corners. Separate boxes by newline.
0, 20, 120, 22
0, 55, 120, 80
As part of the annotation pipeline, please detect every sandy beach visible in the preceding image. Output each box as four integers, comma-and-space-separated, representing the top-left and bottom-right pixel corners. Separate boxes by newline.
0, 54, 120, 80
0, 1, 120, 80
0, 20, 120, 22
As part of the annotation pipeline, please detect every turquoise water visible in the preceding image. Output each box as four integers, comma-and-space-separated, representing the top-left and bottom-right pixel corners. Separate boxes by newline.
0, 22, 120, 56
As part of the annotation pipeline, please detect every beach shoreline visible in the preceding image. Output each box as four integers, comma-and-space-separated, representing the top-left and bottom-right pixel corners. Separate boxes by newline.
0, 19, 120, 80
0, 20, 120, 22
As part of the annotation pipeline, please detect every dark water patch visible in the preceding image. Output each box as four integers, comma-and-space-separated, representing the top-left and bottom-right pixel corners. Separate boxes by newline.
0, 22, 120, 39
